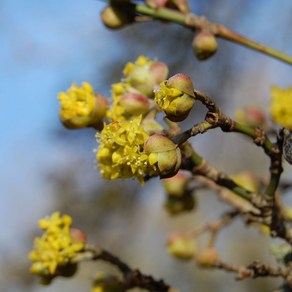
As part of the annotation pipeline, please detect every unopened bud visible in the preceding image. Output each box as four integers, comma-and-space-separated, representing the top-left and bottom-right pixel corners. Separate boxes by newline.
146, 0, 168, 9
167, 232, 196, 260
163, 172, 189, 197
149, 61, 169, 84
100, 5, 134, 29
170, 0, 190, 14
192, 31, 218, 61
164, 192, 195, 215
235, 106, 266, 128
120, 92, 150, 116
92, 273, 124, 292
144, 134, 181, 178
70, 228, 87, 245
154, 73, 195, 122
196, 247, 219, 266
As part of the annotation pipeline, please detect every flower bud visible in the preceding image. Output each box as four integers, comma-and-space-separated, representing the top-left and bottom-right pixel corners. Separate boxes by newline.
144, 134, 181, 178
58, 83, 108, 130
149, 61, 169, 84
163, 172, 189, 197
70, 228, 87, 245
192, 31, 218, 61
167, 232, 196, 260
92, 273, 124, 292
170, 0, 190, 14
146, 0, 168, 9
119, 92, 150, 116
196, 247, 219, 266
235, 106, 266, 128
100, 5, 134, 29
154, 73, 195, 122
164, 192, 195, 215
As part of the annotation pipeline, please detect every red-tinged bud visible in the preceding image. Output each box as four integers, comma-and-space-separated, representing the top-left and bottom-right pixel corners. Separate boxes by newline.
70, 228, 87, 245
235, 106, 266, 128
167, 73, 195, 97
192, 31, 218, 61
144, 134, 181, 178
163, 171, 190, 197
196, 247, 219, 267
149, 61, 169, 84
170, 0, 190, 14
119, 92, 150, 116
100, 5, 134, 30
146, 0, 168, 9
167, 232, 196, 260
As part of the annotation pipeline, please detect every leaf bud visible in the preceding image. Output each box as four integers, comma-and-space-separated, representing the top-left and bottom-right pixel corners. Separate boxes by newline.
192, 31, 218, 61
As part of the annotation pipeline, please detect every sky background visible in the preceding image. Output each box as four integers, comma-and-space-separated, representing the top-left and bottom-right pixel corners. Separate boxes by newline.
1, 1, 292, 291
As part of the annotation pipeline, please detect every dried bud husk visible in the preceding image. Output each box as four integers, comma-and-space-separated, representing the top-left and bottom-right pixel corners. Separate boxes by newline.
283, 129, 292, 165
196, 247, 219, 266
167, 232, 196, 260
100, 5, 134, 29
144, 134, 181, 178
192, 31, 218, 61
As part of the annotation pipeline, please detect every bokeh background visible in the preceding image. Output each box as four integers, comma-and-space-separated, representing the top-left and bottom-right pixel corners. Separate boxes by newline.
1, 0, 292, 291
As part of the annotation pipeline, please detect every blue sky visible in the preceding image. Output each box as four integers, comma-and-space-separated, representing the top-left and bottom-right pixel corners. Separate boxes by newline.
0, 1, 292, 288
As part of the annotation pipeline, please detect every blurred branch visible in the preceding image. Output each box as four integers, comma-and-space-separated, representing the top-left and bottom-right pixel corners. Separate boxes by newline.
78, 246, 176, 292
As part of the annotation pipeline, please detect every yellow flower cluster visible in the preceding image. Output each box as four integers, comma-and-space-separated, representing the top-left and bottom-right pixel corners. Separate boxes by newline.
96, 116, 152, 183
154, 81, 184, 112
29, 212, 84, 278
270, 86, 292, 130
123, 55, 154, 76
106, 82, 131, 121
58, 82, 95, 126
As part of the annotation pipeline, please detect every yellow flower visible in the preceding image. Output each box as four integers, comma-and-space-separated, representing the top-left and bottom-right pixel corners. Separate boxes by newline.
28, 212, 84, 281
154, 74, 195, 122
96, 116, 151, 183
123, 56, 154, 76
58, 82, 108, 129
270, 86, 292, 130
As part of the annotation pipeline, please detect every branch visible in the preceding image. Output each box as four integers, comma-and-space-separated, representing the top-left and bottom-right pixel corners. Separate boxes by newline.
133, 4, 292, 65
212, 260, 292, 287
77, 246, 175, 292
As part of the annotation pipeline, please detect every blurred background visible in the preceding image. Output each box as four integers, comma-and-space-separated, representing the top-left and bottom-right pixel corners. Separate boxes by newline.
1, 0, 292, 291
